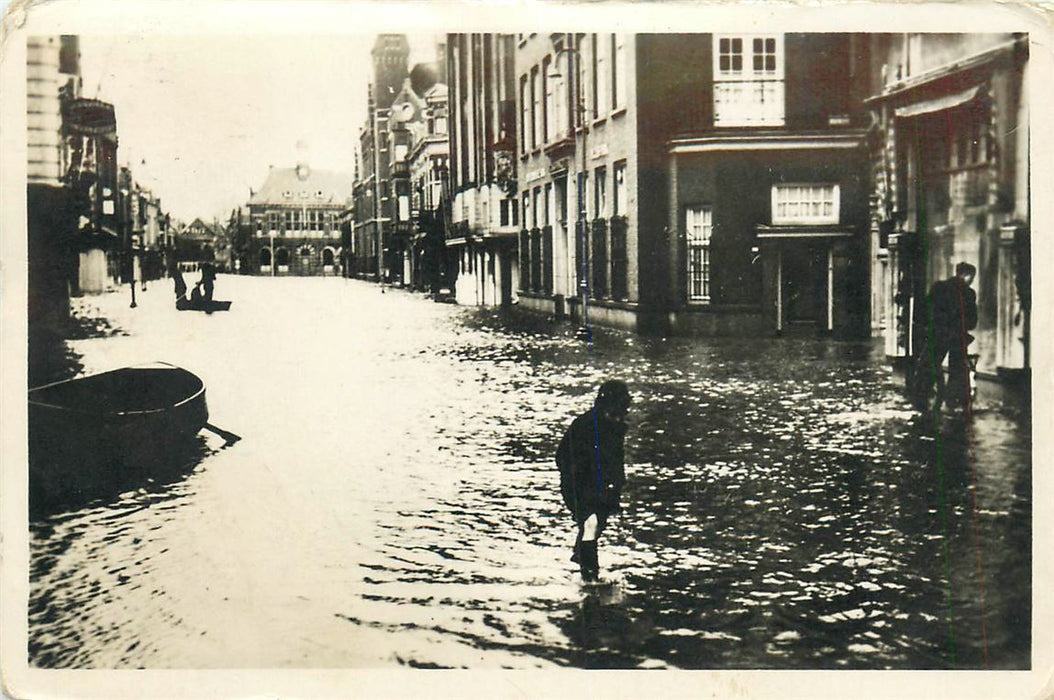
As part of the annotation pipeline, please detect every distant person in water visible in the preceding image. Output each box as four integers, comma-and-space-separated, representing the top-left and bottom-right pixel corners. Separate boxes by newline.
556, 380, 632, 582
172, 264, 189, 306
199, 262, 217, 303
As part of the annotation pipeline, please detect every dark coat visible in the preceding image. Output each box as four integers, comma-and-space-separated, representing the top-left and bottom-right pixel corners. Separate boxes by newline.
926, 276, 977, 344
556, 408, 627, 522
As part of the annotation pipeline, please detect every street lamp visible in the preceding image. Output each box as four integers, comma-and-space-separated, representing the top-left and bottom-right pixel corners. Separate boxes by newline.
120, 185, 137, 308
550, 33, 591, 341
270, 228, 276, 277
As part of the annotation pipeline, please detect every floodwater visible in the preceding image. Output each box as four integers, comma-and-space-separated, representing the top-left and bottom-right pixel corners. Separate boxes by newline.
28, 275, 1031, 669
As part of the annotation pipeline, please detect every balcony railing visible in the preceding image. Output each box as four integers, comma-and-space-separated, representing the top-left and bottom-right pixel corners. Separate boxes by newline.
714, 80, 785, 127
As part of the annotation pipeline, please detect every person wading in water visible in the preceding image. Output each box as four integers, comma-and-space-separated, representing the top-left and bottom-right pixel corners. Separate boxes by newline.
909, 261, 978, 413
556, 380, 632, 583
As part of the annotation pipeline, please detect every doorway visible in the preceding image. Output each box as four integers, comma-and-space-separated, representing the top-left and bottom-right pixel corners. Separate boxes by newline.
781, 242, 829, 333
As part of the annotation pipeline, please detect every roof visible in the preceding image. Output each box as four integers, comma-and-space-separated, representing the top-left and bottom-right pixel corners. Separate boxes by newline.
249, 165, 352, 207
183, 217, 224, 238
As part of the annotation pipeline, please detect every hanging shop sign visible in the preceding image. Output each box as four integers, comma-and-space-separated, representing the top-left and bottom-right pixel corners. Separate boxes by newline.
63, 98, 117, 136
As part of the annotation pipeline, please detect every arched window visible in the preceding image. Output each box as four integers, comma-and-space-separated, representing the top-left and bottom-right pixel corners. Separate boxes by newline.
322, 248, 335, 266
276, 247, 290, 266
260, 248, 272, 266
299, 245, 313, 257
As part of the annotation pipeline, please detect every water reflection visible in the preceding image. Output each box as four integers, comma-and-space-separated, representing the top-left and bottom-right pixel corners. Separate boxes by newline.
27, 279, 1030, 670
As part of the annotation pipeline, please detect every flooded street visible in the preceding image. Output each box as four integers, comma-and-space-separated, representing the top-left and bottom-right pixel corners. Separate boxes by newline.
28, 275, 1031, 670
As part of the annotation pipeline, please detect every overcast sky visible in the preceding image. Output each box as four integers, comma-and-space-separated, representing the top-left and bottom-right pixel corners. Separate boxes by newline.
78, 34, 439, 224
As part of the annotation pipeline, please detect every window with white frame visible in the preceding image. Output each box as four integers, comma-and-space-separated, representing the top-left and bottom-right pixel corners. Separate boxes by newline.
520, 75, 529, 155
531, 67, 541, 150
686, 206, 713, 301
771, 184, 840, 225
596, 34, 610, 117
613, 161, 627, 216
713, 34, 784, 127
595, 166, 608, 218
543, 57, 554, 143
613, 34, 626, 110
553, 53, 567, 140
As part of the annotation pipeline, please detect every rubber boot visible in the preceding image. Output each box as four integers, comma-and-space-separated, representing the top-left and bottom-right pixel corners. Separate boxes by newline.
579, 540, 599, 582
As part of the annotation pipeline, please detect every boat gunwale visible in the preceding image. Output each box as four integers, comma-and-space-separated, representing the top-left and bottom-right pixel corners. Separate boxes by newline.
27, 363, 207, 420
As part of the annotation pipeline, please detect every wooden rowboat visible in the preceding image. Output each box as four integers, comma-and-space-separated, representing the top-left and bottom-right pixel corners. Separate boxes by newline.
29, 363, 209, 495
176, 297, 232, 312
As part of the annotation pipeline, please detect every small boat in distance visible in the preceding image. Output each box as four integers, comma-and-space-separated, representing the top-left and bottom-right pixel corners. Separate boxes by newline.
29, 363, 210, 495
176, 297, 232, 312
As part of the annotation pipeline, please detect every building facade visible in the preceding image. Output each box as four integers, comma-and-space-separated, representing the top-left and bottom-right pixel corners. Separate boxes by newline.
350, 35, 409, 282
245, 163, 350, 276
446, 33, 520, 307
865, 33, 1029, 382
28, 35, 123, 309
514, 33, 873, 337
406, 82, 451, 293
664, 34, 872, 337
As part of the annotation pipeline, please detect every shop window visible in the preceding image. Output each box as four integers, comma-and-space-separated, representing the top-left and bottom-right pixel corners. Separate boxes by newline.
772, 184, 839, 225
686, 206, 712, 302
713, 34, 785, 127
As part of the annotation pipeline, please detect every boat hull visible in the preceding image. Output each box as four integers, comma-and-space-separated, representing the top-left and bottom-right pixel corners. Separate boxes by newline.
28, 363, 209, 502
176, 298, 232, 312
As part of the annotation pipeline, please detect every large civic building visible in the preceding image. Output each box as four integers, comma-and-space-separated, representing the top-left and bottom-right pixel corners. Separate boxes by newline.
245, 161, 351, 276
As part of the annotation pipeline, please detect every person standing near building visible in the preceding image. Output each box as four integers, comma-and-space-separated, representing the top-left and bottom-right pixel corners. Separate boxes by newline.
910, 262, 978, 412
556, 380, 632, 582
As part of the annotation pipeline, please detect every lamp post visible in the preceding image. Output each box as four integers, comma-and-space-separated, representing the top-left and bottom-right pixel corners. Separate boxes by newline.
552, 33, 591, 341
269, 228, 275, 277
120, 184, 137, 308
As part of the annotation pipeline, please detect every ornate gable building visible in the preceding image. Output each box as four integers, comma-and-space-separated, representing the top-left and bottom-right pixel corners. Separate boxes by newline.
246, 162, 351, 276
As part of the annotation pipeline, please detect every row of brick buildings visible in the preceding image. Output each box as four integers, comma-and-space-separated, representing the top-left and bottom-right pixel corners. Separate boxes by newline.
434, 32, 1029, 383
236, 32, 1030, 387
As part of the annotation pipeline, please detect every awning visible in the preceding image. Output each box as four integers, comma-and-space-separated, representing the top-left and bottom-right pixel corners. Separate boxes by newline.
894, 85, 980, 119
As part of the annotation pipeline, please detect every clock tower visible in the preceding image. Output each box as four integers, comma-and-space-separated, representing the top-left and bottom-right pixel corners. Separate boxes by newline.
371, 34, 410, 111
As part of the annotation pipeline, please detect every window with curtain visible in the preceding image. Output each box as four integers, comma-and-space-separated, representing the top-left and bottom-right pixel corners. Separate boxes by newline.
771, 184, 839, 225
594, 166, 608, 218
686, 206, 712, 302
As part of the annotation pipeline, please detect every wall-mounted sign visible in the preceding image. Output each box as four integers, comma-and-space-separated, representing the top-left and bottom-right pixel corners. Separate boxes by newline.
63, 98, 117, 136
590, 143, 609, 161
